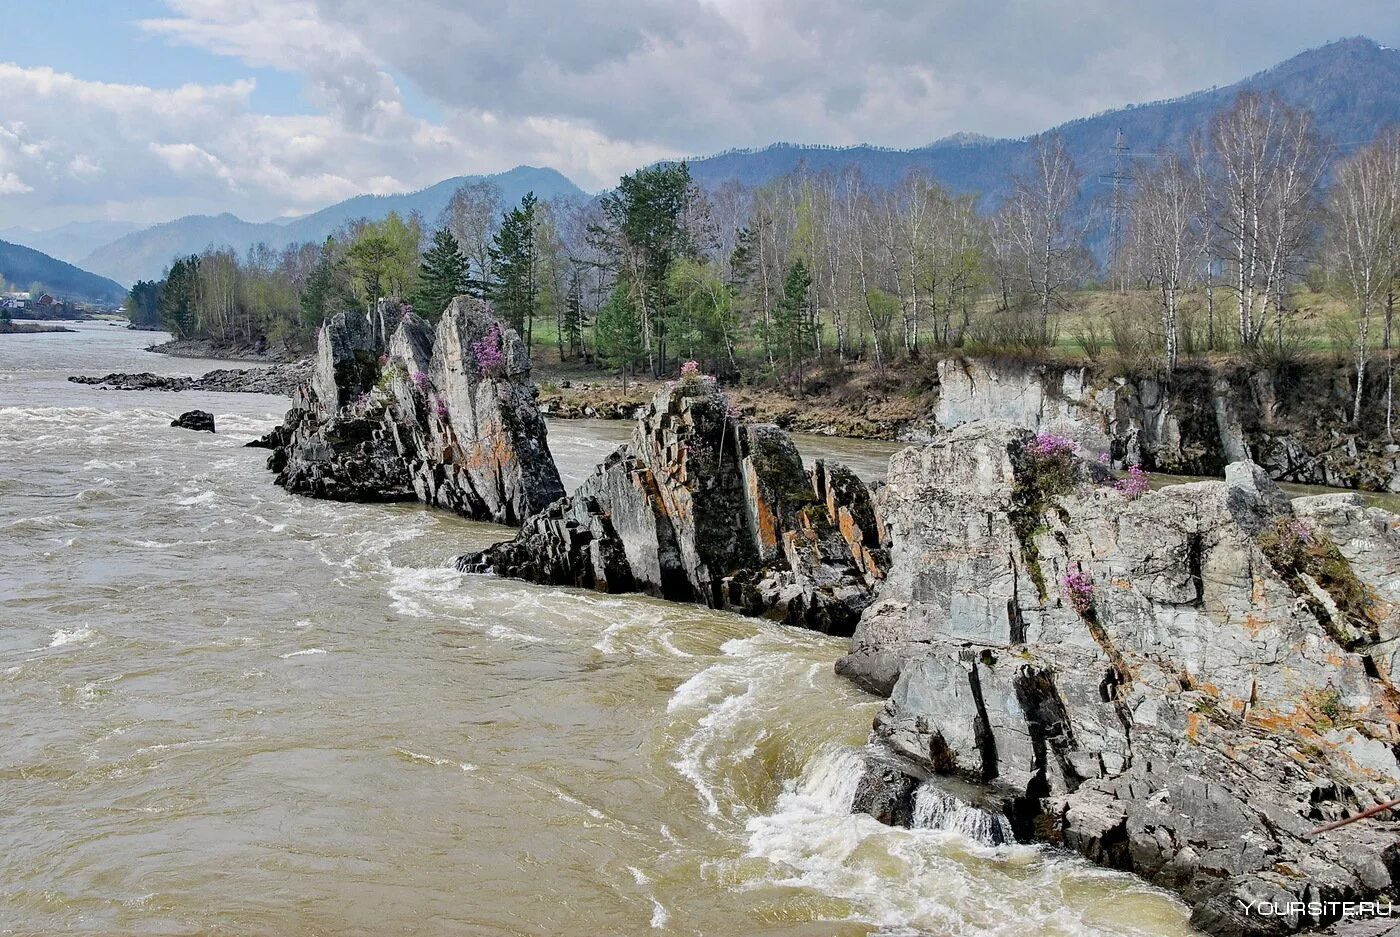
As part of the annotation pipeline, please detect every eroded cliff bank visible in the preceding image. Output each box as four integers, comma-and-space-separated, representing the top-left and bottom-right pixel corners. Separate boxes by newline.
837, 421, 1400, 935
261, 297, 564, 524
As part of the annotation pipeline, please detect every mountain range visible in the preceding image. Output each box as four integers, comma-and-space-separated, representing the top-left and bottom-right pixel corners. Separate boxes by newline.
0, 239, 126, 304
74, 166, 586, 287
7, 36, 1400, 291
678, 37, 1400, 200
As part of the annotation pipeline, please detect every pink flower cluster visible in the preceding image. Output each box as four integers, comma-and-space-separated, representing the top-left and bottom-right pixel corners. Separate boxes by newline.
680, 360, 701, 379
1061, 568, 1094, 614
471, 325, 505, 374
411, 370, 430, 391
430, 393, 449, 420
1113, 464, 1150, 500
1027, 432, 1077, 460
1286, 518, 1314, 546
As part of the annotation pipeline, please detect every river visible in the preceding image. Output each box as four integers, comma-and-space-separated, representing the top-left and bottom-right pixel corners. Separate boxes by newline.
1, 321, 1195, 936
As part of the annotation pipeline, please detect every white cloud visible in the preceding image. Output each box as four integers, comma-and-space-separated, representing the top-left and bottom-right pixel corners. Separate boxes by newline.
1, 0, 1397, 227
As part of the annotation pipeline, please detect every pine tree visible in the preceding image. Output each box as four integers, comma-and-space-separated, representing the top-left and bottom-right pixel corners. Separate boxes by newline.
414, 227, 469, 321
595, 285, 643, 388
767, 258, 813, 388
158, 255, 200, 338
562, 270, 587, 359
489, 192, 539, 347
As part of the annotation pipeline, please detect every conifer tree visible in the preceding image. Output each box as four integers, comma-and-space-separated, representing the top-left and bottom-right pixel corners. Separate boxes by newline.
415, 227, 470, 321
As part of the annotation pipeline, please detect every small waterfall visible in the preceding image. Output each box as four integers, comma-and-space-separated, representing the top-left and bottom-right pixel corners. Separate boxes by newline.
910, 782, 1013, 846
794, 746, 868, 814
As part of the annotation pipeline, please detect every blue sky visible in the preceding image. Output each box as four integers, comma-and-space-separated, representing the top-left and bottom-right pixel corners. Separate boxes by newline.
1, 0, 1398, 228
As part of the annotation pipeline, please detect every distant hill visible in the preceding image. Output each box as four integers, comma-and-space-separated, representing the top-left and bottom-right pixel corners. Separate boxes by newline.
0, 239, 126, 304
679, 37, 1400, 204
0, 220, 144, 266
82, 165, 588, 286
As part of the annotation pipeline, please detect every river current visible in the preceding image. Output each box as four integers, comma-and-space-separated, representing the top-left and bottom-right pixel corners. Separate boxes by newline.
0, 322, 1194, 936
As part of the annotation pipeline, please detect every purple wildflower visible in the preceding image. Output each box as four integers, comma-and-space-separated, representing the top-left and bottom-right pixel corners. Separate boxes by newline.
680, 360, 701, 379
1027, 432, 1077, 460
411, 370, 429, 391
1061, 568, 1094, 615
1113, 464, 1150, 500
430, 393, 449, 420
471, 325, 505, 375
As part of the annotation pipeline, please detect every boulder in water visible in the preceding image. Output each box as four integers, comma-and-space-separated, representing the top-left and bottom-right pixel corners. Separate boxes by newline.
171, 410, 215, 433
459, 377, 887, 635
839, 420, 1400, 936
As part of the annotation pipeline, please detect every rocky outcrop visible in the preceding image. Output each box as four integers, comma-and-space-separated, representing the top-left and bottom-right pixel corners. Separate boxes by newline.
69, 361, 309, 396
838, 421, 1400, 936
171, 410, 215, 432
458, 377, 888, 635
265, 297, 565, 522
932, 357, 1400, 493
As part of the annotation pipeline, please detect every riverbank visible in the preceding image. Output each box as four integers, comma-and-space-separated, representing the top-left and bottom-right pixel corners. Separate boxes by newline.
0, 320, 76, 334
68, 360, 311, 396
145, 335, 303, 362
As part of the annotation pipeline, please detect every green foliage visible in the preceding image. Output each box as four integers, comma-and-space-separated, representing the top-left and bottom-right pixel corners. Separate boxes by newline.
667, 257, 736, 372
345, 212, 421, 301
764, 258, 815, 383
561, 270, 587, 358
158, 255, 200, 337
124, 279, 162, 328
488, 192, 539, 339
414, 227, 469, 322
1257, 515, 1380, 646
595, 285, 643, 383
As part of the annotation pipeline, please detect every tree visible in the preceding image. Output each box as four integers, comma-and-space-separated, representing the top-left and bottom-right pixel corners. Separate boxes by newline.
591, 162, 701, 376
1206, 92, 1326, 348
440, 181, 502, 296
767, 258, 814, 387
345, 212, 421, 301
1132, 154, 1201, 372
300, 237, 354, 333
124, 280, 163, 329
1327, 129, 1400, 425
158, 255, 200, 337
594, 284, 643, 387
489, 192, 540, 346
414, 227, 469, 321
561, 270, 588, 360
1007, 134, 1084, 345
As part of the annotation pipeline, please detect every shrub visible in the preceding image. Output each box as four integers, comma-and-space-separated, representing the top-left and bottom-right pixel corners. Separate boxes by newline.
471, 325, 505, 376
1062, 568, 1094, 615
1113, 464, 1150, 499
411, 370, 429, 392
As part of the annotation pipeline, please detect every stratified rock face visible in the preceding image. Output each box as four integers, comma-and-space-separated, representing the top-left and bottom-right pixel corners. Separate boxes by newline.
458, 378, 887, 635
838, 421, 1400, 936
267, 297, 565, 522
933, 358, 1400, 493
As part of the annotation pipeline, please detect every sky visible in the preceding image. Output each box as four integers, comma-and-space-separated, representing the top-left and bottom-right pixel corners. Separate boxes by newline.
1, 0, 1398, 229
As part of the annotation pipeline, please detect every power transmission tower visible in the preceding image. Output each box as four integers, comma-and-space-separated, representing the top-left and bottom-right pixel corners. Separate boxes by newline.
1106, 128, 1130, 291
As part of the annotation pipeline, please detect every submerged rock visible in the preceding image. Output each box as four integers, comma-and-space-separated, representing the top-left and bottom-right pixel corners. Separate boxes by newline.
458, 378, 887, 635
838, 420, 1400, 936
69, 361, 309, 396
265, 297, 565, 521
170, 409, 215, 432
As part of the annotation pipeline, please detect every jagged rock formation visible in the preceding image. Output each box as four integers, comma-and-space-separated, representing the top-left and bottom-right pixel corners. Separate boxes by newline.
931, 357, 1400, 493
837, 421, 1400, 936
459, 377, 887, 635
170, 409, 215, 432
265, 297, 564, 523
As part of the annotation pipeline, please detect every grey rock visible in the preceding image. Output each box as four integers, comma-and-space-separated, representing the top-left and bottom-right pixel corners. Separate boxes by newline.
170, 409, 215, 432
459, 378, 887, 635
266, 297, 565, 522
840, 420, 1400, 936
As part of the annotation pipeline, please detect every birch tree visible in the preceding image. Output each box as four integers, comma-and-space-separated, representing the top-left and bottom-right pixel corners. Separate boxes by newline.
1132, 154, 1201, 372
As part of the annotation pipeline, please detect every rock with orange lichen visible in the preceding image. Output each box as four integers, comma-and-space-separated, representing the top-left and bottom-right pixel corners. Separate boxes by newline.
267, 296, 564, 523
838, 421, 1400, 937
457, 379, 886, 635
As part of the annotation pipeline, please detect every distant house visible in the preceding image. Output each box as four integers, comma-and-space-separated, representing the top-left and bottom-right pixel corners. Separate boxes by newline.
1, 291, 31, 302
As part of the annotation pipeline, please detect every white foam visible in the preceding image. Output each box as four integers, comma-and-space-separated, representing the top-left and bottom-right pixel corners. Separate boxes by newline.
395, 748, 476, 772
649, 899, 668, 929
911, 783, 1013, 846
279, 647, 326, 658
49, 627, 94, 648
177, 491, 216, 506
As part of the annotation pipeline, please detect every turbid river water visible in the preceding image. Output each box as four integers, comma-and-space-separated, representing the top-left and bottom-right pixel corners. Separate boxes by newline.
1, 321, 1196, 936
